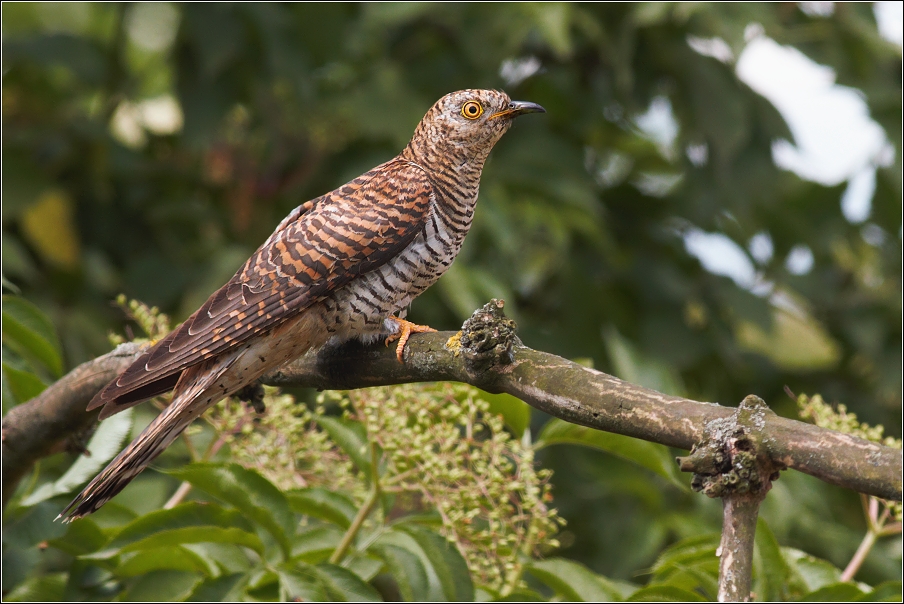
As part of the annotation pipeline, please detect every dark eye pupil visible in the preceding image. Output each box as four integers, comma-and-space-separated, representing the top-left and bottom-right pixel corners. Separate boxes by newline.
468, 105, 477, 114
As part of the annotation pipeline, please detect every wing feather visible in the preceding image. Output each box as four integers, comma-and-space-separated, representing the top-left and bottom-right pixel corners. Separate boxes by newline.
89, 160, 433, 414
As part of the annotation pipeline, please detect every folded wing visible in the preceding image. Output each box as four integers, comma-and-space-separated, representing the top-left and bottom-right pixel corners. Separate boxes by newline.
89, 160, 433, 418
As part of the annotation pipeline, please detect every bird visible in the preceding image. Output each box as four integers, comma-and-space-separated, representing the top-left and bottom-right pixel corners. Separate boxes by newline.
59, 89, 545, 521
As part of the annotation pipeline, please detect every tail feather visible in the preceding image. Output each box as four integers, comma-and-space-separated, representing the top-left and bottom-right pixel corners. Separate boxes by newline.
59, 357, 236, 522
61, 310, 326, 521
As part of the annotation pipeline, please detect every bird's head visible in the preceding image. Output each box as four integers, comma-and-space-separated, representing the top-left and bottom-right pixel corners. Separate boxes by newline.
404, 89, 545, 168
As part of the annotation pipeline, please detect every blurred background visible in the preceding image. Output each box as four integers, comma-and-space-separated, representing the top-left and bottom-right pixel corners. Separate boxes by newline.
2, 1, 901, 591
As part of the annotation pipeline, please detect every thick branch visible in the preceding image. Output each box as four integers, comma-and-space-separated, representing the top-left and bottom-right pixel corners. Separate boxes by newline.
267, 334, 901, 501
3, 314, 901, 503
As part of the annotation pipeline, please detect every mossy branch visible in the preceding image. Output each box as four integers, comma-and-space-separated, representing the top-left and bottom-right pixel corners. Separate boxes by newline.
3, 301, 902, 507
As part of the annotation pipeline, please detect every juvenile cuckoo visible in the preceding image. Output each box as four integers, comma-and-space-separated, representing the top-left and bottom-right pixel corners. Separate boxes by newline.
60, 89, 544, 520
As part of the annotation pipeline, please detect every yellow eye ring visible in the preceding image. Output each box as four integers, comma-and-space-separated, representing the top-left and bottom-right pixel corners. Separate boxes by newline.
461, 101, 484, 120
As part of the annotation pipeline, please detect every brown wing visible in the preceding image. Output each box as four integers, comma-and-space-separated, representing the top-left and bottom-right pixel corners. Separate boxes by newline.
89, 159, 433, 416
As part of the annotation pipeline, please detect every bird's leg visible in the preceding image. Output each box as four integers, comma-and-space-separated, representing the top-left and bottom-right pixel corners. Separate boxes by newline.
384, 316, 437, 362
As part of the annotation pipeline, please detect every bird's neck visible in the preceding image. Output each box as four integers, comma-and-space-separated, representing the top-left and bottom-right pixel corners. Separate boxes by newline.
400, 138, 492, 203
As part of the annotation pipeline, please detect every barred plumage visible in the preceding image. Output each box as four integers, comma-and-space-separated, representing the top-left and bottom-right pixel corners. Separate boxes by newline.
60, 89, 544, 521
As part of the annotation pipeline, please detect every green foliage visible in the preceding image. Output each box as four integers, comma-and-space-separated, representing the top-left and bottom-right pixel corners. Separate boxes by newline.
20, 408, 134, 507
4, 377, 900, 601
2, 2, 901, 601
536, 418, 687, 490
210, 383, 563, 593
1, 294, 63, 412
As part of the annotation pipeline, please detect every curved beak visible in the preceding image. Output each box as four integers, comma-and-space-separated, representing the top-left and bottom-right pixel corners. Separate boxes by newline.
488, 100, 546, 120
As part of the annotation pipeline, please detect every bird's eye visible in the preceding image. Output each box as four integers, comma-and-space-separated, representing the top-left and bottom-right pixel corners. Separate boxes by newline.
461, 101, 484, 120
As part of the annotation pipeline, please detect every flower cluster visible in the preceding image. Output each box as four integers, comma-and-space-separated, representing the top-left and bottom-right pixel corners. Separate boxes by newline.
107, 294, 172, 345
797, 392, 900, 450
207, 388, 363, 497
339, 383, 563, 591
211, 381, 563, 592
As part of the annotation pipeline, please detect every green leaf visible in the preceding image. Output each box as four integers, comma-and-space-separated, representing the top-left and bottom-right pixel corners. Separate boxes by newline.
98, 501, 262, 556
535, 418, 687, 489
121, 569, 203, 602
116, 545, 218, 577
625, 585, 708, 602
736, 304, 842, 371
855, 581, 903, 602
782, 547, 841, 593
395, 523, 474, 602
345, 553, 384, 582
2, 500, 68, 549
526, 557, 628, 601
287, 487, 358, 529
372, 543, 430, 602
2, 361, 47, 405
648, 534, 720, 598
167, 462, 294, 557
651, 535, 720, 575
1, 295, 62, 377
314, 563, 383, 602
46, 516, 108, 556
184, 542, 252, 574
315, 416, 371, 479
754, 517, 790, 601
602, 326, 685, 396
21, 408, 134, 506
290, 525, 344, 562
187, 573, 247, 602
278, 565, 329, 602
3, 572, 67, 602
798, 582, 867, 601
3, 33, 106, 85
479, 391, 531, 438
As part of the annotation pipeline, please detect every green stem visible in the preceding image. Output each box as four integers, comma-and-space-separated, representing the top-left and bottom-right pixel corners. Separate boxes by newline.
498, 513, 538, 597
329, 442, 382, 565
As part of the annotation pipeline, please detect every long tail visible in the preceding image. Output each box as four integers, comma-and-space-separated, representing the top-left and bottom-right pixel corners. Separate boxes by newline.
58, 357, 235, 522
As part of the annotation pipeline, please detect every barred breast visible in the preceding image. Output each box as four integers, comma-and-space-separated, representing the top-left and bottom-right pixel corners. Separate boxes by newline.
321, 160, 481, 342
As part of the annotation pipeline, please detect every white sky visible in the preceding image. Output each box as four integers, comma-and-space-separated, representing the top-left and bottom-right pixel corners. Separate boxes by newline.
682, 2, 901, 289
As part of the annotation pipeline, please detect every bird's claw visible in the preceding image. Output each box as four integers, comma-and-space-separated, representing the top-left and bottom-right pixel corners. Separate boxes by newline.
384, 317, 437, 362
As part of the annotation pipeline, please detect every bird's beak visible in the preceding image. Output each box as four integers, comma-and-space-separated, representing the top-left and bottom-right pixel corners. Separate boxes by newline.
488, 100, 546, 120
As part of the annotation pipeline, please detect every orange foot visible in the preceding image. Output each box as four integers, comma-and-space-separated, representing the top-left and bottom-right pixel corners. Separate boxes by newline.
384, 317, 437, 362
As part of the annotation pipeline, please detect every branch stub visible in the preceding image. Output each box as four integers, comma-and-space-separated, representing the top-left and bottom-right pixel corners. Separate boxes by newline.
676, 395, 786, 499
457, 299, 518, 377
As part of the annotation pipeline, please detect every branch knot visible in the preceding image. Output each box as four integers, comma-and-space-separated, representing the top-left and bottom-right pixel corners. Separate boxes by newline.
677, 395, 785, 499
457, 299, 517, 377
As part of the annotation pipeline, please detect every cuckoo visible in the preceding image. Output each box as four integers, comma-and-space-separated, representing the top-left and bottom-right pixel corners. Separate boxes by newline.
59, 89, 544, 521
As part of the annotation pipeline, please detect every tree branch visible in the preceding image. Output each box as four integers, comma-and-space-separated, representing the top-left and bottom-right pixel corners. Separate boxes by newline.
2, 342, 143, 505
3, 303, 901, 507
677, 395, 783, 601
